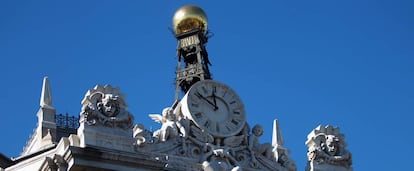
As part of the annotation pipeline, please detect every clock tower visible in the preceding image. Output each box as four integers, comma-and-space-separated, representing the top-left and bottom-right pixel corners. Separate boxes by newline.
160, 5, 296, 170
172, 5, 247, 141
173, 5, 212, 100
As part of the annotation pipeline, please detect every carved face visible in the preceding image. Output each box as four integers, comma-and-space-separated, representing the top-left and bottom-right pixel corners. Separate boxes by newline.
162, 107, 176, 121
98, 96, 120, 117
252, 125, 264, 137
325, 135, 339, 156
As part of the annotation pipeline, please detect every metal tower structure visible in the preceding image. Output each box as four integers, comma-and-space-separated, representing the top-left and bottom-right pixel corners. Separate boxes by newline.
173, 6, 212, 100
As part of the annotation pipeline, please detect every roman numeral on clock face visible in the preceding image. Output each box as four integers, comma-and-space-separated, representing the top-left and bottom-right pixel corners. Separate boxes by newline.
194, 112, 202, 118
204, 119, 211, 128
192, 103, 199, 108
233, 109, 241, 114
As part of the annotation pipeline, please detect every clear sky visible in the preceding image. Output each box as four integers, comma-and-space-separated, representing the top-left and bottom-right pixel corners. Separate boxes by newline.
0, 0, 413, 170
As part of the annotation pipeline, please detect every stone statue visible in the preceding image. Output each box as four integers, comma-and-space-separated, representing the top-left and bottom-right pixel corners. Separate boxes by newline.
306, 125, 352, 171
149, 107, 186, 142
249, 124, 273, 160
80, 85, 134, 130
139, 112, 295, 170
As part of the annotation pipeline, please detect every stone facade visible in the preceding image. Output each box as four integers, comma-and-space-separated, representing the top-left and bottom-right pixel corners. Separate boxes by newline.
0, 79, 353, 171
0, 5, 352, 171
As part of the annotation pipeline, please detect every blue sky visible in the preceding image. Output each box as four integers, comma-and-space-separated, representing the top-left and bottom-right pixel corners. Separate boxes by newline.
1, 0, 413, 170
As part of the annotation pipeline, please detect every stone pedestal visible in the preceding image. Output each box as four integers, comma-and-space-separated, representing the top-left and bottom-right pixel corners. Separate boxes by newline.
77, 123, 134, 152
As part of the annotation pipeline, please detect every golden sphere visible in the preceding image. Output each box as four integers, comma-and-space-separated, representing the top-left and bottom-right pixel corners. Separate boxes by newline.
173, 5, 208, 35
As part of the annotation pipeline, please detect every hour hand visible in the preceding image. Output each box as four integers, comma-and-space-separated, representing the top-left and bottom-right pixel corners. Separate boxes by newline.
195, 92, 218, 110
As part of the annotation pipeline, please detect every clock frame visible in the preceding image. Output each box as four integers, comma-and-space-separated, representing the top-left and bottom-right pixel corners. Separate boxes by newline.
181, 80, 246, 137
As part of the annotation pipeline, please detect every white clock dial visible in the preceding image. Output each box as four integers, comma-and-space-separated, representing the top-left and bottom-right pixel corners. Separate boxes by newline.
181, 80, 246, 137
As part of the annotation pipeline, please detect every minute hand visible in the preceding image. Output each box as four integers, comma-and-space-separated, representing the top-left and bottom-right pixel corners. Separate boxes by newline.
195, 92, 218, 110
212, 90, 218, 111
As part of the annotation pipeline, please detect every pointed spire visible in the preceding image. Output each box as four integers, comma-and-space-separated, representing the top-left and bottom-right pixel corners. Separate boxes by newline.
272, 119, 284, 147
40, 76, 54, 109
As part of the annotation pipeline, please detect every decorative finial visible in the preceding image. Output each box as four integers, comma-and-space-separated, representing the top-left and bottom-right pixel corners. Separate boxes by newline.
173, 5, 208, 35
272, 119, 284, 147
40, 76, 54, 109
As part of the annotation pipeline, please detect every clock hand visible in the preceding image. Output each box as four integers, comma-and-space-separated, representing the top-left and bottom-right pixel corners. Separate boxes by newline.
212, 87, 218, 111
195, 92, 218, 110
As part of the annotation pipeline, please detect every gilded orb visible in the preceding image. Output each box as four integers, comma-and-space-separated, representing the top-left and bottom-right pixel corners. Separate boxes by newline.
173, 5, 208, 35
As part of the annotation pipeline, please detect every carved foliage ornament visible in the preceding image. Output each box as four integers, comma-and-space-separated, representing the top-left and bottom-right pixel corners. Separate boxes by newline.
80, 85, 134, 129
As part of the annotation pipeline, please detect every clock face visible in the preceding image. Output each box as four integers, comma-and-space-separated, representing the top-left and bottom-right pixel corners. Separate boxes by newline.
181, 80, 246, 137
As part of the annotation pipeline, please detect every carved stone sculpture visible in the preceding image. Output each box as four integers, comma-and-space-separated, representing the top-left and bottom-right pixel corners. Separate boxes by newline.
306, 125, 352, 171
77, 85, 135, 152
249, 124, 273, 160
133, 124, 147, 146
149, 107, 182, 142
136, 104, 295, 171
80, 85, 134, 130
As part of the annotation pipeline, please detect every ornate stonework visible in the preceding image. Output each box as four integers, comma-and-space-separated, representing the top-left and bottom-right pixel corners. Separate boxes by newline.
149, 107, 184, 142
77, 85, 135, 152
306, 125, 352, 171
80, 85, 134, 130
1, 5, 354, 171
134, 102, 295, 171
